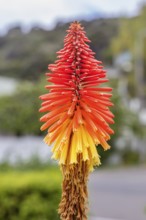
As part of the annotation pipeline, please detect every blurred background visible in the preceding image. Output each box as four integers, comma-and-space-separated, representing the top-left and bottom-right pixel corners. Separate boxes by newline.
0, 0, 146, 220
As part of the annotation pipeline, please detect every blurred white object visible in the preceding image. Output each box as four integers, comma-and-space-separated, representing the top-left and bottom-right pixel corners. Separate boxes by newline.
0, 76, 18, 96
114, 51, 132, 72
129, 98, 141, 113
139, 108, 146, 125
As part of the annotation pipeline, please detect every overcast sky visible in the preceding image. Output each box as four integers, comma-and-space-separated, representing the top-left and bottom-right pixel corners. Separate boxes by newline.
0, 0, 145, 33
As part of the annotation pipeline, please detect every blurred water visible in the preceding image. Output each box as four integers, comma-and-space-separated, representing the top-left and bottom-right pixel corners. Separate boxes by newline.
0, 135, 51, 164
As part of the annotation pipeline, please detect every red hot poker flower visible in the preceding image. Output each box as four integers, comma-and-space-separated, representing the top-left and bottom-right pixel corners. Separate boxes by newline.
39, 21, 114, 220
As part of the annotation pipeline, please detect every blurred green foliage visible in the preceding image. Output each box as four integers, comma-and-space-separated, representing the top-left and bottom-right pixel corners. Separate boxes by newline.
0, 78, 46, 136
0, 167, 61, 220
111, 5, 146, 56
120, 147, 140, 165
111, 4, 146, 95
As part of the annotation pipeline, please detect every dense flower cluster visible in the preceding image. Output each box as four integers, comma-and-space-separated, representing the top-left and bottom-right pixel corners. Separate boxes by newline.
40, 22, 114, 170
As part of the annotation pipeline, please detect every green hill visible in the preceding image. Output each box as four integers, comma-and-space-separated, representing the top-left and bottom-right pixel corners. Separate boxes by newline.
0, 18, 119, 80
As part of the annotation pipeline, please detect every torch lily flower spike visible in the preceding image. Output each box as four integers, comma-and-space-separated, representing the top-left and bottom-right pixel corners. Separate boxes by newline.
39, 21, 114, 220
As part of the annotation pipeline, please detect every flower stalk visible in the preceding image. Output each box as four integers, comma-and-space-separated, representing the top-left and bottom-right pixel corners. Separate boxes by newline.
39, 21, 114, 220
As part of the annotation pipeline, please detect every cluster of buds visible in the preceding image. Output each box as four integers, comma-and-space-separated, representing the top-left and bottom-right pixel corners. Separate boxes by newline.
39, 21, 114, 220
